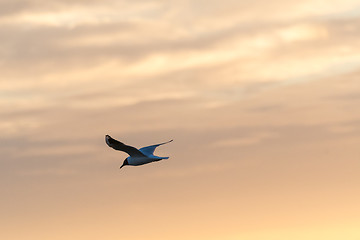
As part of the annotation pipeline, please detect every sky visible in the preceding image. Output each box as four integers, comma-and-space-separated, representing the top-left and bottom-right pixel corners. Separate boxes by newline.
1, 0, 360, 239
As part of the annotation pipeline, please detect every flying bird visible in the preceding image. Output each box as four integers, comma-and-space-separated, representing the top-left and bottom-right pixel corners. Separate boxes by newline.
105, 135, 173, 169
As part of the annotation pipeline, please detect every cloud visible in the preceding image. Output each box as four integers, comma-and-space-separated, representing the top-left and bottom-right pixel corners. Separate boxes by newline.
213, 132, 277, 147
1, 4, 360, 103
1, 17, 357, 82
1, 0, 360, 169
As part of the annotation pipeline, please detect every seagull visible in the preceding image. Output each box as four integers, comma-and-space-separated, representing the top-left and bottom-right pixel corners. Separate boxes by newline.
105, 135, 173, 169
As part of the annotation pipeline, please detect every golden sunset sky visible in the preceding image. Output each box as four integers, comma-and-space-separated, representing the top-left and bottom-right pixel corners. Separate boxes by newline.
1, 0, 360, 239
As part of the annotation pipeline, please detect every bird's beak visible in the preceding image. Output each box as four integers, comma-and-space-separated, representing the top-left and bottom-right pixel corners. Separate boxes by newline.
120, 164, 125, 169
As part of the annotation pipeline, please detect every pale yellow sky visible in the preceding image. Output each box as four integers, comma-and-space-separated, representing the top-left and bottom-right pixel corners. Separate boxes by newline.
1, 1, 360, 240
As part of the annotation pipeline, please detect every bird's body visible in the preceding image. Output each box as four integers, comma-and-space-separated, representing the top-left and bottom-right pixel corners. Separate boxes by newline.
127, 155, 168, 166
105, 135, 172, 168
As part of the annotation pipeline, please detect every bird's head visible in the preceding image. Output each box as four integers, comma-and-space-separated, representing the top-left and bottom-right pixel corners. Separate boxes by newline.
120, 158, 129, 169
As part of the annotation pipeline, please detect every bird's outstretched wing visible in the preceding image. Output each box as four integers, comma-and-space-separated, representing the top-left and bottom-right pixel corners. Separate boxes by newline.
139, 139, 173, 156
105, 135, 145, 157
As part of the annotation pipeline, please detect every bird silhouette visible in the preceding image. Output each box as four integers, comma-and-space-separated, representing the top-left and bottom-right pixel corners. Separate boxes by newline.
105, 135, 173, 169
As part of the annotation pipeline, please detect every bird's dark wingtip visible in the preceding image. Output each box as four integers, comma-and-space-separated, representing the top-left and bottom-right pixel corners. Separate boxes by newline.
105, 135, 112, 145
